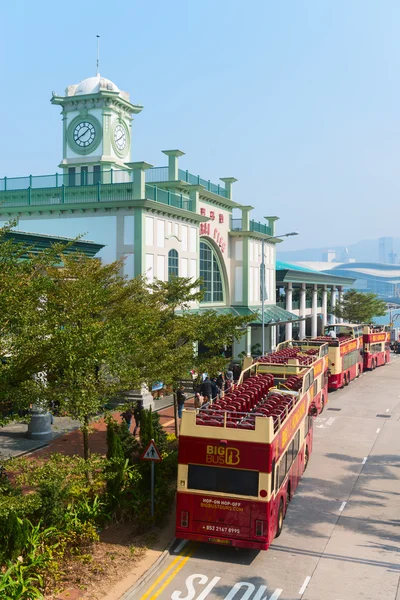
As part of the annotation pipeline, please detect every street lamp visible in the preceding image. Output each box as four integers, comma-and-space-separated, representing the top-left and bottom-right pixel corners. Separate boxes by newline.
261, 230, 299, 356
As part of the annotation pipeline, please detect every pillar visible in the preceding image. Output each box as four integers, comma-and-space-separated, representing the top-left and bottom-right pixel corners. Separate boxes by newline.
264, 216, 279, 236
246, 326, 252, 357
241, 206, 253, 231
188, 184, 202, 213
220, 177, 238, 200
337, 286, 343, 323
125, 161, 153, 199
299, 283, 306, 339
162, 150, 185, 181
330, 286, 337, 324
285, 283, 293, 341
311, 284, 318, 337
322, 285, 328, 329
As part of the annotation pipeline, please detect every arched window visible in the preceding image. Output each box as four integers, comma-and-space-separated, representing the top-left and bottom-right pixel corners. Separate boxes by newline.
168, 249, 179, 280
200, 241, 224, 302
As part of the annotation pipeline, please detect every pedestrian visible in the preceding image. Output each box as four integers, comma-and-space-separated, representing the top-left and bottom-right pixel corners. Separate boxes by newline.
177, 386, 187, 419
216, 372, 225, 392
121, 407, 133, 430
226, 366, 234, 383
133, 399, 143, 436
194, 392, 204, 409
200, 376, 213, 402
211, 378, 219, 401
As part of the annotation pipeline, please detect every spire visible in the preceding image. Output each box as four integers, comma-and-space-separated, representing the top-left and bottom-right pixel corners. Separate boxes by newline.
96, 35, 100, 76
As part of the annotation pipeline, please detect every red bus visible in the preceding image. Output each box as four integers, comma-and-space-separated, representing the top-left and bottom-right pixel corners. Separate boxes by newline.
362, 325, 390, 370
175, 348, 327, 550
312, 324, 363, 390
272, 340, 329, 413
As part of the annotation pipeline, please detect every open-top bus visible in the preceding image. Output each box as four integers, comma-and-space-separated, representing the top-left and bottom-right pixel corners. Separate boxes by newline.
175, 345, 328, 550
312, 324, 363, 390
362, 325, 390, 370
273, 339, 329, 413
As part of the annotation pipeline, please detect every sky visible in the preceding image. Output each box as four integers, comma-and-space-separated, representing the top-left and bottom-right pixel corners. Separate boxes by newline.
1, 0, 400, 253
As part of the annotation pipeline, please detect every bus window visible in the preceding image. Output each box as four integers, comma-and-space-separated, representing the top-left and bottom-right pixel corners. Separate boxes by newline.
278, 453, 287, 488
187, 464, 259, 497
271, 458, 276, 494
288, 440, 294, 467
313, 380, 318, 396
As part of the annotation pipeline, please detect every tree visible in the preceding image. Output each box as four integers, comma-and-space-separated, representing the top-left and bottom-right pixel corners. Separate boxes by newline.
0, 222, 76, 422
332, 289, 387, 324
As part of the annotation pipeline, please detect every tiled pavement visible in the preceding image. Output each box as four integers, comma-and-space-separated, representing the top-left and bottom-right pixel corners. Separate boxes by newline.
1, 395, 194, 461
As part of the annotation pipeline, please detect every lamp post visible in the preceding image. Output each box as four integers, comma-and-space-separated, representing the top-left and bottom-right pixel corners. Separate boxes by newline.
261, 231, 299, 356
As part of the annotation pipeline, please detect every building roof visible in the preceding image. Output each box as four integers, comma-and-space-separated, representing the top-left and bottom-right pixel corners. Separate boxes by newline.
68, 75, 120, 96
276, 260, 355, 286
194, 305, 302, 325
294, 261, 400, 283
5, 230, 104, 258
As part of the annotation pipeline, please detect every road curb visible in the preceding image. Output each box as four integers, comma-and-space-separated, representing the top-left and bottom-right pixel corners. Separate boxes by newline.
121, 536, 177, 599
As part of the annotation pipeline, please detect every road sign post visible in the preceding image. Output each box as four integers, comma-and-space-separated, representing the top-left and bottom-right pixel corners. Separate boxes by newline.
141, 439, 162, 518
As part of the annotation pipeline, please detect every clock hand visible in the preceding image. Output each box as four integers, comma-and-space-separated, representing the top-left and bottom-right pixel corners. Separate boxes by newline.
116, 135, 124, 143
77, 127, 90, 141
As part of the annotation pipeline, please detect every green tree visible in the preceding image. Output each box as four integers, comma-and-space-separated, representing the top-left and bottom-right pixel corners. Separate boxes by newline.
332, 289, 387, 323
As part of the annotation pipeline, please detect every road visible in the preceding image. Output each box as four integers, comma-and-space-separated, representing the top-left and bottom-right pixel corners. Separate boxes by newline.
135, 356, 400, 600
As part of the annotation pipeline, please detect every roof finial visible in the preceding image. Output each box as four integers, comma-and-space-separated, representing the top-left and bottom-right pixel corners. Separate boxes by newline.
96, 35, 100, 76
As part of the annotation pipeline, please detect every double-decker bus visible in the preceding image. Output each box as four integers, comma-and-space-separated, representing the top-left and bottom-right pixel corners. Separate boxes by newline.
312, 324, 363, 390
362, 325, 390, 370
175, 347, 327, 550
273, 339, 329, 413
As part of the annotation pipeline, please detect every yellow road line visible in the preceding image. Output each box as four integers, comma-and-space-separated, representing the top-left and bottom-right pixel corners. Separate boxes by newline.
139, 544, 195, 600
147, 544, 197, 600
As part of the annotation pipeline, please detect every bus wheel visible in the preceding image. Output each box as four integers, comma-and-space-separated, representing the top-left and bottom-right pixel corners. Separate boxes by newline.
320, 396, 325, 413
275, 499, 284, 538
344, 373, 349, 386
304, 446, 309, 471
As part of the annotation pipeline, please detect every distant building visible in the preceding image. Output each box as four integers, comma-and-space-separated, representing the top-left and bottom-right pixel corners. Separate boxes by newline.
293, 261, 400, 300
321, 249, 336, 262
379, 237, 394, 264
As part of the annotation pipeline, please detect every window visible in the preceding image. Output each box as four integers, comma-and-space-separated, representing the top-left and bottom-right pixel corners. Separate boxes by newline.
68, 167, 76, 187
93, 165, 101, 185
343, 350, 359, 370
81, 166, 88, 186
271, 458, 276, 493
187, 464, 259, 497
278, 453, 287, 489
168, 249, 179, 280
200, 241, 224, 302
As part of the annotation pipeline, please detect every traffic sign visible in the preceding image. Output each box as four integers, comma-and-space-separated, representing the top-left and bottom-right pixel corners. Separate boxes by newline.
141, 439, 162, 462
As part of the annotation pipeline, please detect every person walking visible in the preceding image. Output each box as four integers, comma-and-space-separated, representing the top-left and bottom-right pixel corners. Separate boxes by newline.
177, 386, 187, 419
211, 378, 219, 401
200, 377, 213, 402
121, 407, 133, 431
133, 399, 143, 436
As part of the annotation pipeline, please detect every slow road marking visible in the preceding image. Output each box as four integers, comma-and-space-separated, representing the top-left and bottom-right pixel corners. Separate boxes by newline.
339, 501, 347, 513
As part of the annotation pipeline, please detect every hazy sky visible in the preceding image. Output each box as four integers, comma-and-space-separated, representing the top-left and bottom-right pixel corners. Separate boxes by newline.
1, 0, 400, 252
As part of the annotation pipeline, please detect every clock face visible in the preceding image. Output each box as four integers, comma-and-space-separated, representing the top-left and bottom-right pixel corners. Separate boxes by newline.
114, 124, 127, 151
73, 121, 96, 147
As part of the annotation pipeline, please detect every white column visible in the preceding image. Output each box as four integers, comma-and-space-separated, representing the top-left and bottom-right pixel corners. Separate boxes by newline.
330, 286, 337, 324
337, 286, 344, 323
322, 285, 328, 329
311, 284, 318, 337
285, 283, 293, 341
116, 214, 125, 277
271, 325, 277, 350
162, 150, 185, 181
246, 326, 252, 357
299, 283, 306, 339
125, 161, 153, 198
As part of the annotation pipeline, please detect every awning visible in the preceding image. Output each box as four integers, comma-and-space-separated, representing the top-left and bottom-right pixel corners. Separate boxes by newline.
251, 305, 303, 326
191, 305, 303, 325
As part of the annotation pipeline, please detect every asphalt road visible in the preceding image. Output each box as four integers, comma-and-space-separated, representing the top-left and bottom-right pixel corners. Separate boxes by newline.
135, 356, 400, 600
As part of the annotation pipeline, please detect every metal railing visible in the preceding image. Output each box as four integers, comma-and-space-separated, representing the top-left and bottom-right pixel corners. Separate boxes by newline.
0, 179, 192, 212
178, 169, 228, 198
230, 218, 273, 236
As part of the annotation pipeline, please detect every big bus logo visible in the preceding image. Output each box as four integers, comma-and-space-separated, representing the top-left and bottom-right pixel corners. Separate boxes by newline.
206, 445, 240, 466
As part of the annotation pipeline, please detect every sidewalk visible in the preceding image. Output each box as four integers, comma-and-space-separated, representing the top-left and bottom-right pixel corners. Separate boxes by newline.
0, 395, 177, 461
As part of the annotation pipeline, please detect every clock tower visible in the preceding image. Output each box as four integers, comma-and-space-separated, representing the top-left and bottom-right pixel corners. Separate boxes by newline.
51, 75, 143, 183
